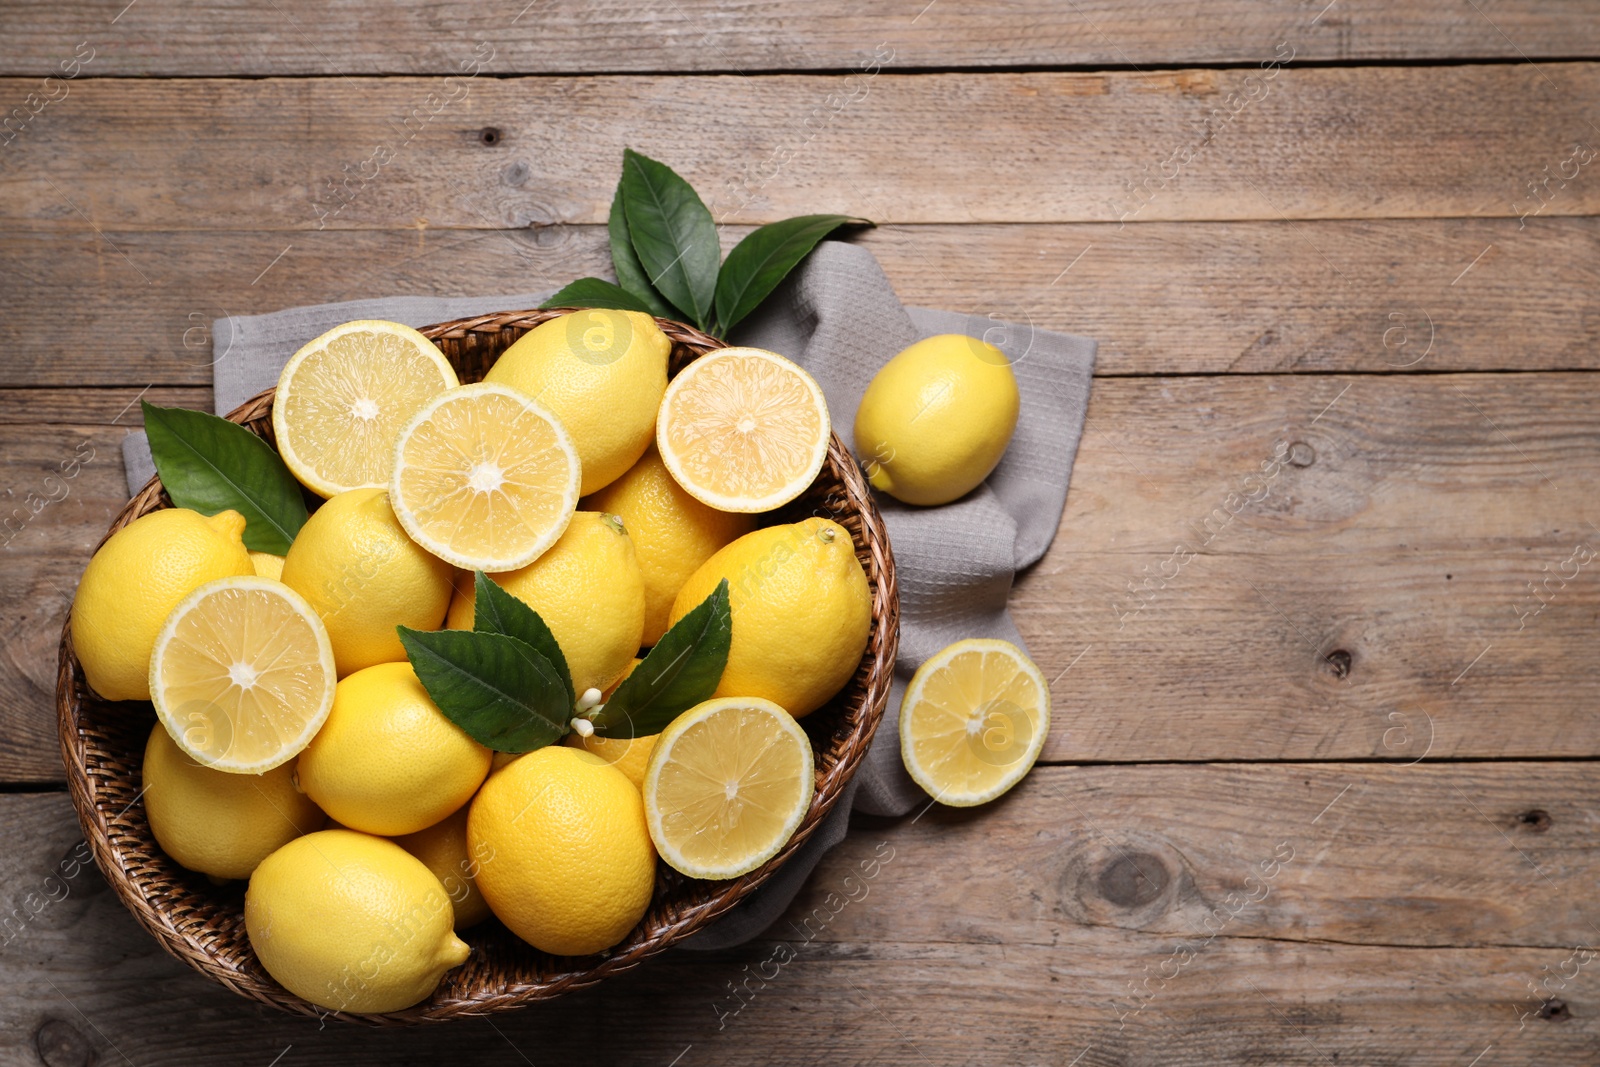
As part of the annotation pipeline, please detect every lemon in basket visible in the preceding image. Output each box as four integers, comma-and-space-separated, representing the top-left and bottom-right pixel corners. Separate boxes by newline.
899, 638, 1049, 806
483, 308, 671, 495
246, 829, 470, 1013
72, 507, 254, 703
272, 320, 459, 498
390, 382, 581, 572
643, 697, 815, 880
656, 347, 830, 513
469, 746, 656, 956
149, 575, 337, 774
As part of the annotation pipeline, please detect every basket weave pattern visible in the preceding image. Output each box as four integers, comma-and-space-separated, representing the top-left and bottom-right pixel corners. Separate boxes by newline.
56, 309, 899, 1024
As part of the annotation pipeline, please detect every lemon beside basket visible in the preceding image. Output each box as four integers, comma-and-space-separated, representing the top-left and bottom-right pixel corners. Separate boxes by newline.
55, 309, 899, 1024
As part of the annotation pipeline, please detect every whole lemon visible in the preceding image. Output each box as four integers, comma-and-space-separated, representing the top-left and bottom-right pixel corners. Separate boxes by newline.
280, 488, 454, 676
483, 309, 671, 494
468, 746, 656, 956
71, 508, 253, 701
297, 661, 491, 836
245, 829, 470, 1013
393, 807, 491, 930
142, 723, 323, 881
853, 333, 1020, 506
445, 512, 645, 694
583, 446, 754, 645
669, 518, 870, 717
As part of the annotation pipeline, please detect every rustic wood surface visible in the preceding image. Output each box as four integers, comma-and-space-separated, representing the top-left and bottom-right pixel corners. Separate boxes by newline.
2, 1, 1596, 1063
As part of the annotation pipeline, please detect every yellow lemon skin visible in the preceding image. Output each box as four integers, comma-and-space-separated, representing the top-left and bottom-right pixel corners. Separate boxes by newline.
583, 446, 755, 646
245, 829, 470, 1014
445, 512, 645, 695
669, 518, 870, 718
560, 657, 656, 789
853, 333, 1021, 506
484, 309, 671, 495
248, 551, 285, 581
71, 508, 253, 702
297, 662, 491, 837
142, 724, 323, 881
280, 488, 454, 677
468, 747, 656, 957
393, 807, 491, 930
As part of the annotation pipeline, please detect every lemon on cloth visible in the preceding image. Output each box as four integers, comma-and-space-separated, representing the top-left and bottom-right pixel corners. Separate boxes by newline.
468, 746, 656, 957
643, 697, 815, 880
279, 487, 454, 677
445, 511, 645, 695
853, 333, 1020, 506
149, 575, 337, 773
141, 724, 323, 881
656, 346, 830, 513
71, 507, 253, 702
483, 309, 670, 495
297, 661, 491, 837
669, 517, 869, 718
584, 445, 755, 646
248, 551, 285, 581
393, 807, 491, 931
272, 319, 459, 499
245, 829, 470, 1013
899, 638, 1050, 807
390, 382, 581, 572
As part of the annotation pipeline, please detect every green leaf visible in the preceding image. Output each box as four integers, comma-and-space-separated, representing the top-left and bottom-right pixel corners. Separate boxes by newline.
471, 570, 575, 711
714, 215, 871, 335
591, 579, 731, 739
619, 148, 720, 331
608, 183, 676, 319
399, 627, 571, 753
141, 400, 308, 554
539, 277, 657, 315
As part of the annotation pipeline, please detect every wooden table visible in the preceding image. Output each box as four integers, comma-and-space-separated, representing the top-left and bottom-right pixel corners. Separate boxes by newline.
4, 3, 1599, 1063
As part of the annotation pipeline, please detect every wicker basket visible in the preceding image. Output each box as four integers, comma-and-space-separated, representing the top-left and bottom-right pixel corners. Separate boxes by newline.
56, 309, 899, 1024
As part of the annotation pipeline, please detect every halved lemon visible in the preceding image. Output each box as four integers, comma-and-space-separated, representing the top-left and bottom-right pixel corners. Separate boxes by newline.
149, 575, 337, 774
272, 320, 459, 498
899, 638, 1050, 807
642, 697, 815, 880
656, 347, 830, 513
390, 382, 581, 571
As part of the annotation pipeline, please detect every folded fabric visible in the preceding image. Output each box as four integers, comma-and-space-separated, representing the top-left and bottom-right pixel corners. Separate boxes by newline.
119, 241, 1095, 949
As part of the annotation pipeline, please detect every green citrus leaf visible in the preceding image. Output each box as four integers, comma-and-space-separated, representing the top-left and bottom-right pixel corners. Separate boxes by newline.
608, 183, 677, 319
141, 400, 308, 554
399, 627, 570, 753
714, 215, 872, 335
539, 277, 657, 315
619, 148, 720, 331
591, 579, 730, 739
471, 570, 575, 711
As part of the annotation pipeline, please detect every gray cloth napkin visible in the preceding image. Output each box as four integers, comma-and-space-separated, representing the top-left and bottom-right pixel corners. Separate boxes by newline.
119, 242, 1096, 949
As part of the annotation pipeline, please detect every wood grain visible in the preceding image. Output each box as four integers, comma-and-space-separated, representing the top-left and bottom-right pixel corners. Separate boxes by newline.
4, 1, 1599, 75
1, 217, 1596, 388
0, 774, 1594, 1064
7, 373, 1600, 778
4, 65, 1599, 229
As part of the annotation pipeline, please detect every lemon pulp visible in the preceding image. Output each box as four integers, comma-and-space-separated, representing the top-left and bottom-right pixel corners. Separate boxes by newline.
644, 698, 814, 879
656, 348, 829, 513
150, 576, 337, 773
899, 638, 1050, 807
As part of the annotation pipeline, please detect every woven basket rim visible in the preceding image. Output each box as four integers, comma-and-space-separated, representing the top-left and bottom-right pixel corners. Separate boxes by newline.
56, 308, 899, 1024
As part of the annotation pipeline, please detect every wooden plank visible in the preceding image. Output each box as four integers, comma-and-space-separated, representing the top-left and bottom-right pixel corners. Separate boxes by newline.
0, 773, 1595, 1064
6, 374, 1600, 777
4, 2, 1599, 76
1, 218, 1596, 388
4, 66, 1599, 229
